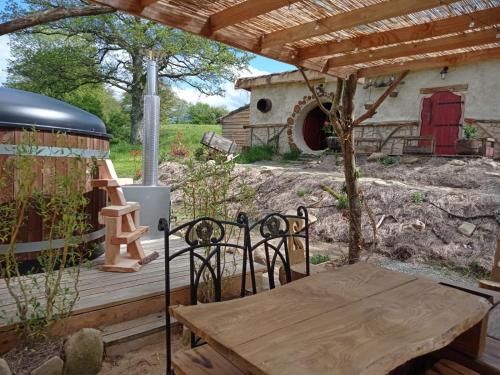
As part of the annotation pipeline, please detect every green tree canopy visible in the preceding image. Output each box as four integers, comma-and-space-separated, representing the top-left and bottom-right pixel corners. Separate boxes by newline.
187, 102, 228, 125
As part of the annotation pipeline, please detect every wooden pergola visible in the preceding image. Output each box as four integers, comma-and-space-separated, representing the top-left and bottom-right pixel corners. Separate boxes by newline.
90, 0, 500, 78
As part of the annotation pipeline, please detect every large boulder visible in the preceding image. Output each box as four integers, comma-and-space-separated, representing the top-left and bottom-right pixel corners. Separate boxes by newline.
0, 359, 11, 375
31, 356, 63, 375
63, 329, 103, 375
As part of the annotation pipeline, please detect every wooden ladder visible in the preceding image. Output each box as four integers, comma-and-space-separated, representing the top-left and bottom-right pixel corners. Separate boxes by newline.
93, 159, 149, 272
479, 239, 500, 292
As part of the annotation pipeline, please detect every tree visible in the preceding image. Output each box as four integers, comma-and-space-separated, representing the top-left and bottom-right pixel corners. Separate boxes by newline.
300, 68, 408, 264
12, 8, 251, 143
187, 102, 228, 125
7, 33, 105, 98
0, 0, 114, 35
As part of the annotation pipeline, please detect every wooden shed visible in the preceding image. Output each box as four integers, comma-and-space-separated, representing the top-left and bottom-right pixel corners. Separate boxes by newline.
219, 105, 250, 148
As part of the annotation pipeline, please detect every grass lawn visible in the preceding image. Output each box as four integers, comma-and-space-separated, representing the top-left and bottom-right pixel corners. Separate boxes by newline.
110, 124, 221, 177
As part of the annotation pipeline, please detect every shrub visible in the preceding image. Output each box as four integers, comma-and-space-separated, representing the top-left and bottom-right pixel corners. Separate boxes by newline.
310, 254, 330, 265
378, 155, 396, 166
236, 145, 274, 164
282, 149, 301, 161
296, 187, 311, 197
463, 124, 478, 139
169, 132, 190, 158
410, 191, 424, 204
0, 130, 91, 341
336, 193, 349, 209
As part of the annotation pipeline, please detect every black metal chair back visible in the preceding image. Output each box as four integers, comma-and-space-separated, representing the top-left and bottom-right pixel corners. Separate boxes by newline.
158, 213, 251, 374
248, 206, 310, 290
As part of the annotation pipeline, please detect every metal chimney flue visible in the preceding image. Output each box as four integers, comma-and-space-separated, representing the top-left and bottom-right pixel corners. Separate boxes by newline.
142, 55, 160, 186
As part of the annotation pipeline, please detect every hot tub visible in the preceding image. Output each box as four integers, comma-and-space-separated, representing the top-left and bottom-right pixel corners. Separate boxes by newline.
0, 87, 110, 263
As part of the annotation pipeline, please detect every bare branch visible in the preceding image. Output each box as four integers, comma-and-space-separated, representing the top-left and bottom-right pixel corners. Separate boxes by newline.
353, 70, 409, 126
0, 5, 115, 36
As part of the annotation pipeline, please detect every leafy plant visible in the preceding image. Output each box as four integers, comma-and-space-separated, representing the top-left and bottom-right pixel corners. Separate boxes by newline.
336, 193, 349, 209
0, 130, 91, 341
410, 191, 424, 204
236, 145, 274, 164
310, 254, 330, 265
463, 125, 478, 139
180, 150, 256, 302
296, 187, 311, 197
282, 149, 301, 161
377, 155, 396, 166
169, 132, 190, 158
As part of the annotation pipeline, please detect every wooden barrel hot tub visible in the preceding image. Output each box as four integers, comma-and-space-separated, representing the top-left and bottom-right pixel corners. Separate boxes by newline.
0, 87, 110, 265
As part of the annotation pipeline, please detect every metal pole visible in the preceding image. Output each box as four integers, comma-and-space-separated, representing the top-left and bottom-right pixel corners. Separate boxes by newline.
142, 55, 160, 186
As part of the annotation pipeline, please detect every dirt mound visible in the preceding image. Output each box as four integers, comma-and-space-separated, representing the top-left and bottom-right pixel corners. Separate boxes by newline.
159, 156, 500, 275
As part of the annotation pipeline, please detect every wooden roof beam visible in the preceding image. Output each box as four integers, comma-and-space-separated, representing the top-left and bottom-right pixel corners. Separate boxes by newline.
202, 0, 302, 36
261, 0, 458, 50
355, 47, 500, 78
299, 7, 500, 61
325, 29, 500, 69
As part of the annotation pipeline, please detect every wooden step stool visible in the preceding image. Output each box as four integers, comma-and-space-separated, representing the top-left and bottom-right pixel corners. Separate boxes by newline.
93, 159, 150, 272
479, 239, 500, 292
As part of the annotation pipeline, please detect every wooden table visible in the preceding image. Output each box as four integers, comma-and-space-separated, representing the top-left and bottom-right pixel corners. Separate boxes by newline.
171, 263, 492, 375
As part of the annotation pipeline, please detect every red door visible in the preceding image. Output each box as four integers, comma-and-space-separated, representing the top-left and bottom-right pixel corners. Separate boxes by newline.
303, 106, 327, 151
420, 91, 462, 155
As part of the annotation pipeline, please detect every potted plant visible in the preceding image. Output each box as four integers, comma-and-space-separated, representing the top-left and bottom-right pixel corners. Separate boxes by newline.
323, 120, 341, 152
456, 124, 482, 155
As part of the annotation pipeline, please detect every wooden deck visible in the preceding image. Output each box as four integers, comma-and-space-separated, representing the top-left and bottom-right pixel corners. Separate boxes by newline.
0, 238, 248, 353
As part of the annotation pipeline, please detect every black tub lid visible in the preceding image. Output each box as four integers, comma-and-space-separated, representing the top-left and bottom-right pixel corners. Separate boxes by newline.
0, 87, 109, 138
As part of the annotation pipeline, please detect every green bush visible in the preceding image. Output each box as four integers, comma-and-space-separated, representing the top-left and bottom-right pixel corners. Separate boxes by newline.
282, 149, 301, 161
296, 187, 311, 197
336, 193, 349, 209
236, 145, 274, 164
463, 124, 478, 139
378, 155, 396, 166
310, 254, 330, 265
410, 191, 424, 204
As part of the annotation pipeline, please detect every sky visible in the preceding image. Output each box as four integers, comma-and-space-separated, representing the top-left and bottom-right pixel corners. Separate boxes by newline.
0, 33, 294, 110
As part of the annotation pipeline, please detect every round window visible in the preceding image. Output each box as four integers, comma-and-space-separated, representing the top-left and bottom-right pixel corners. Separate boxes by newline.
256, 98, 272, 113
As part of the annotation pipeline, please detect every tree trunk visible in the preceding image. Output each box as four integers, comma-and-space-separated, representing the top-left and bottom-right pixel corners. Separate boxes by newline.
341, 73, 362, 264
129, 53, 145, 144
129, 85, 144, 144
342, 132, 362, 263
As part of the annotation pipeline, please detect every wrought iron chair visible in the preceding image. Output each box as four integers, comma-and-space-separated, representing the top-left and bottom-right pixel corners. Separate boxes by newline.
158, 213, 253, 375
248, 206, 310, 290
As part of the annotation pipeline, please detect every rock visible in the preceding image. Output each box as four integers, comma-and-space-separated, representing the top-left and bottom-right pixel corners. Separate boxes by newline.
367, 152, 386, 162
63, 329, 103, 375
0, 359, 11, 375
401, 156, 419, 165
458, 222, 476, 237
449, 159, 466, 167
412, 220, 426, 231
31, 356, 64, 375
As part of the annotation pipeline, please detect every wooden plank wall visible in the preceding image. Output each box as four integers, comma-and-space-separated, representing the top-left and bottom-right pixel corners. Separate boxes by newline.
221, 107, 250, 147
0, 128, 109, 255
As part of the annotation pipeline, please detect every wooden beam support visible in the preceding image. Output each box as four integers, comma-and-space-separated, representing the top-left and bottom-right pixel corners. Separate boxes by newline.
325, 29, 500, 69
140, 0, 159, 9
261, 0, 455, 49
355, 47, 500, 78
298, 7, 500, 60
203, 0, 301, 35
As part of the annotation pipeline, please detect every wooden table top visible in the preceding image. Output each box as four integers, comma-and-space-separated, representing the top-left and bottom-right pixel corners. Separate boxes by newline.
171, 263, 492, 375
